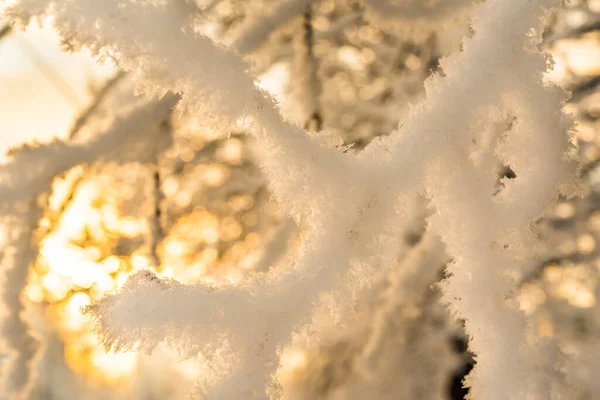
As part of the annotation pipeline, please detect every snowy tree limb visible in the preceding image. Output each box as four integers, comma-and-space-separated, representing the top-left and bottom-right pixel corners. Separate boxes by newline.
2, 0, 578, 398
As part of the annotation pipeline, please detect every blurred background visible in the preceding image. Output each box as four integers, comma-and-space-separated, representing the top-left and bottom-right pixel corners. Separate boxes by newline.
2, 0, 600, 398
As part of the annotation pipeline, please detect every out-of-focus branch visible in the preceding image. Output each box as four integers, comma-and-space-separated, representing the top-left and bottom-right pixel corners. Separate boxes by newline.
68, 71, 127, 140
15, 36, 81, 109
0, 24, 11, 40
232, 0, 312, 54
38, 169, 86, 239
363, 0, 475, 21
544, 19, 600, 48
148, 166, 165, 268
198, 0, 222, 13
302, 3, 323, 132
0, 197, 43, 400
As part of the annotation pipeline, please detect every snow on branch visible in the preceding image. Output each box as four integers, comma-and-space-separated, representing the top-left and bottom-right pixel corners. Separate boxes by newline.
360, 0, 577, 396
2, 0, 578, 398
0, 95, 176, 399
0, 96, 177, 205
5, 0, 350, 223
278, 229, 457, 400
86, 196, 406, 398
0, 200, 42, 400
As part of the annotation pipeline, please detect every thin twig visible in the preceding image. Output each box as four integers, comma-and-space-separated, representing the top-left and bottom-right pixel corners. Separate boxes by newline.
302, 3, 323, 132
148, 166, 165, 267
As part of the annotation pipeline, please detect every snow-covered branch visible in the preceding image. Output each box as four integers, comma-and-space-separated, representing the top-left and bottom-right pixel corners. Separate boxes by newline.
0, 94, 176, 399
1, 0, 579, 398
0, 199, 42, 400
6, 0, 349, 223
